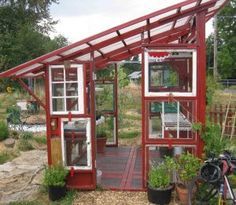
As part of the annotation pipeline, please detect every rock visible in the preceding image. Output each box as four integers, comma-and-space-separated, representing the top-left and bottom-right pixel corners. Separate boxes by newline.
0, 150, 47, 204
3, 138, 15, 148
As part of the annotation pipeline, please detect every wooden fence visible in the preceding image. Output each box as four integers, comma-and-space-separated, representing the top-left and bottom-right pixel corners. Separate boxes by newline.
208, 104, 236, 137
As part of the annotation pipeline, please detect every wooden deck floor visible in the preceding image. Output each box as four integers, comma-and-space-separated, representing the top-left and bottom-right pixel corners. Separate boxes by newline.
96, 146, 143, 191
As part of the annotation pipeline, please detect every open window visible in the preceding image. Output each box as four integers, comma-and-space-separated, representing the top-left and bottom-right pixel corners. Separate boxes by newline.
49, 65, 84, 114
145, 50, 196, 97
61, 118, 92, 170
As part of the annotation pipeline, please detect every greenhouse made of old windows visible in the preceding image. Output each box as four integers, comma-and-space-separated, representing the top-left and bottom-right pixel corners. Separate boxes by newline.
0, 0, 229, 190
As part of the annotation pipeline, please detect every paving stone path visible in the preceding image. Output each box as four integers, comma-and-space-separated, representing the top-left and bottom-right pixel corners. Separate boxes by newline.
0, 150, 47, 204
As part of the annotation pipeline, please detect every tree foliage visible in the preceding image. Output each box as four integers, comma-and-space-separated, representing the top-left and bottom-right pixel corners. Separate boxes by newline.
0, 0, 68, 91
217, 0, 236, 78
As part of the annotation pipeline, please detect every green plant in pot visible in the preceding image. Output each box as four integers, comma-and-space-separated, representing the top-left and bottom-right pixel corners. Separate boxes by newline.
43, 165, 69, 201
175, 152, 201, 205
96, 125, 107, 153
147, 157, 176, 205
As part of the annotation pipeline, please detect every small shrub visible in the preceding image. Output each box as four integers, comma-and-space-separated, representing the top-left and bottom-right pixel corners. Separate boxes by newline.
0, 120, 9, 141
20, 132, 33, 140
17, 139, 34, 151
201, 122, 228, 157
6, 105, 21, 124
43, 165, 69, 187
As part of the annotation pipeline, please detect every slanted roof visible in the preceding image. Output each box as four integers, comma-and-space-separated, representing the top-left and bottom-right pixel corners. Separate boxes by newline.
0, 0, 228, 78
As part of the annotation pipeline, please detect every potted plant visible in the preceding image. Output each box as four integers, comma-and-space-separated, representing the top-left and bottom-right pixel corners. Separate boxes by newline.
96, 125, 107, 153
147, 157, 176, 205
175, 152, 201, 205
43, 165, 69, 201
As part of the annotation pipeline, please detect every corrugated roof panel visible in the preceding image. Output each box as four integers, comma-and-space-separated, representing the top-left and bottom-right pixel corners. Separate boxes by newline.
150, 9, 177, 23
15, 63, 42, 76
208, 0, 226, 12
75, 53, 91, 61
201, 0, 213, 4
119, 21, 146, 34
181, 2, 197, 11
100, 41, 124, 54
60, 44, 89, 56
94, 51, 102, 58
125, 34, 141, 45
89, 32, 117, 45
175, 16, 190, 28
42, 56, 61, 63
150, 22, 173, 37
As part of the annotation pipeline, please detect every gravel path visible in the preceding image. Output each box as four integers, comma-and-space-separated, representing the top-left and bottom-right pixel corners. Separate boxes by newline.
73, 191, 180, 205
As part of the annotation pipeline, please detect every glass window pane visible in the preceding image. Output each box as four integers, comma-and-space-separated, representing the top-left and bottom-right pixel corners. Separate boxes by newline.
52, 83, 64, 96
52, 98, 64, 112
64, 120, 88, 167
66, 83, 78, 96
66, 98, 79, 111
52, 68, 64, 81
66, 68, 77, 81
148, 51, 193, 93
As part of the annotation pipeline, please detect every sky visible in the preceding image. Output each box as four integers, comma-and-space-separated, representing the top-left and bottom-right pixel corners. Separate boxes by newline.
50, 0, 213, 43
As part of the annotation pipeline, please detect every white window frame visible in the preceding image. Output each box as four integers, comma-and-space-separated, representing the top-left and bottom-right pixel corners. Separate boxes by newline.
61, 118, 92, 170
49, 64, 84, 115
144, 49, 197, 97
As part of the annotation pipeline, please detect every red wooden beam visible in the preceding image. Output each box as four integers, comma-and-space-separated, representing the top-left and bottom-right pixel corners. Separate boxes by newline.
17, 78, 46, 110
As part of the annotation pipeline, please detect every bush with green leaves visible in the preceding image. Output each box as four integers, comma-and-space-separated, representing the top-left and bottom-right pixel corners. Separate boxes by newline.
0, 120, 9, 141
43, 165, 69, 187
201, 122, 228, 157
6, 105, 21, 124
176, 152, 201, 188
148, 157, 176, 189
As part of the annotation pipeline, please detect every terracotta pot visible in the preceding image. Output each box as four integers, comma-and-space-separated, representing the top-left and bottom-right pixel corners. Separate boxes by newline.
176, 184, 196, 205
96, 137, 107, 153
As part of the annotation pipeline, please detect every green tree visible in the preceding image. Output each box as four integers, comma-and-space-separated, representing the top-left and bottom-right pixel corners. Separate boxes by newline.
217, 0, 236, 78
0, 0, 68, 91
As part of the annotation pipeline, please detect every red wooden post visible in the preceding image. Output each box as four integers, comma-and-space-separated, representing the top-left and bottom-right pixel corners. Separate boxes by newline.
196, 11, 206, 157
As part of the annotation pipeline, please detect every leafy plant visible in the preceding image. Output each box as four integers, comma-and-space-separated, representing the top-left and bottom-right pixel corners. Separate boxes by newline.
176, 152, 201, 188
148, 157, 176, 189
6, 105, 21, 124
201, 122, 228, 157
0, 120, 9, 141
96, 125, 107, 138
43, 165, 69, 187
206, 75, 221, 105
192, 122, 202, 133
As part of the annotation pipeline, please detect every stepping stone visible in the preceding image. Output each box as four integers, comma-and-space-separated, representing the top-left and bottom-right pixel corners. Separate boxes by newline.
4, 138, 15, 148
